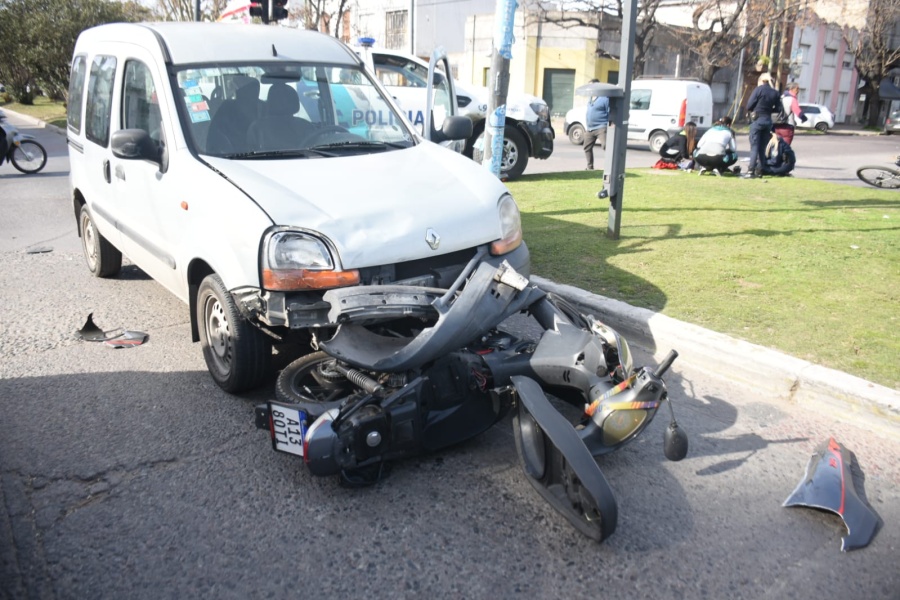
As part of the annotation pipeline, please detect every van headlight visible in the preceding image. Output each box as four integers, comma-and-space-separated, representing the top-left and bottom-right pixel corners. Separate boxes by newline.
490, 194, 524, 256
261, 230, 359, 291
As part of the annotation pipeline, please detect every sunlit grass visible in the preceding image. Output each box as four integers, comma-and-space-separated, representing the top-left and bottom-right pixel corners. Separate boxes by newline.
507, 169, 899, 389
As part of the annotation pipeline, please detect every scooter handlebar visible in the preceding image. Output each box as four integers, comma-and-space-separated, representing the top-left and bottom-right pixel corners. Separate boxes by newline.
653, 350, 678, 378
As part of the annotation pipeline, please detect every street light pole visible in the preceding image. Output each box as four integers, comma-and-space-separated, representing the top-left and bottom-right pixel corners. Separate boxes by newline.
604, 0, 637, 239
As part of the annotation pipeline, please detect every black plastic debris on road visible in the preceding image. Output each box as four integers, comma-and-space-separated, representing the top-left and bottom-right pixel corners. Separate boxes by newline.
75, 313, 149, 348
783, 437, 880, 551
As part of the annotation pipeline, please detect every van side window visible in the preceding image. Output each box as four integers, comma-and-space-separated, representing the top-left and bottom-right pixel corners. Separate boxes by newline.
67, 55, 87, 134
630, 89, 651, 111
123, 60, 162, 146
86, 55, 118, 147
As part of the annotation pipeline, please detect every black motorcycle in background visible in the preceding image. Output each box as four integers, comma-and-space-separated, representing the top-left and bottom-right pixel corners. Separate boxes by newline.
0, 108, 48, 174
256, 255, 689, 542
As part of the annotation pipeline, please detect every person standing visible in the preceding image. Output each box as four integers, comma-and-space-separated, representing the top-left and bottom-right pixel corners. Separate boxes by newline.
743, 73, 781, 179
583, 79, 610, 170
781, 83, 807, 126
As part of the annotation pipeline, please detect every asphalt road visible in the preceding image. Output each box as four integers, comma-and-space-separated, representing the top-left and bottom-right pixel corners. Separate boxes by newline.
1, 116, 898, 599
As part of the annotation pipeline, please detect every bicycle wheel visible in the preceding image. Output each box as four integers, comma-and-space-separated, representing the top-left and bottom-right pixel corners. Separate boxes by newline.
10, 140, 47, 174
856, 165, 900, 189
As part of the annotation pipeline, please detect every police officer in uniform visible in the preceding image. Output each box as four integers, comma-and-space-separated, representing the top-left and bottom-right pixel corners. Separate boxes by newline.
743, 73, 781, 179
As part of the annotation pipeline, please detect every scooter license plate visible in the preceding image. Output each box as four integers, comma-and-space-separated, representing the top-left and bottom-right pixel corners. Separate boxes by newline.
267, 402, 308, 457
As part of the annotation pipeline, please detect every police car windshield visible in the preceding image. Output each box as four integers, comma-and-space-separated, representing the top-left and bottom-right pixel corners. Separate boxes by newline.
175, 63, 415, 158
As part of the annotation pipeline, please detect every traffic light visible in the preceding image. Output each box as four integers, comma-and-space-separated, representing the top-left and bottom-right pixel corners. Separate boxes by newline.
249, 0, 288, 23
248, 0, 268, 21
272, 0, 288, 21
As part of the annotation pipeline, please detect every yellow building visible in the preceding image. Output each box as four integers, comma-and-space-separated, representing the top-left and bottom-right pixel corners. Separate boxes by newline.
458, 11, 620, 116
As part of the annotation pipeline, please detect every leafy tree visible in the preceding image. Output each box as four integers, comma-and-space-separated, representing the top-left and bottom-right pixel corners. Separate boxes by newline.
531, 1, 664, 78
0, 0, 148, 104
842, 0, 900, 127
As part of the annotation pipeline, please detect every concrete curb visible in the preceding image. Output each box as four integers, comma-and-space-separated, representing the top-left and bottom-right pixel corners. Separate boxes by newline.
533, 276, 900, 437
0, 109, 66, 136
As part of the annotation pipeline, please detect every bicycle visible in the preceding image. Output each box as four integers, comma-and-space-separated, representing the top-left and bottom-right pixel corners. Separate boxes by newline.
856, 156, 900, 189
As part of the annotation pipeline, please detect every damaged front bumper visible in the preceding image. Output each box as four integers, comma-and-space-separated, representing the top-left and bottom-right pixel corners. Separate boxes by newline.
234, 243, 530, 332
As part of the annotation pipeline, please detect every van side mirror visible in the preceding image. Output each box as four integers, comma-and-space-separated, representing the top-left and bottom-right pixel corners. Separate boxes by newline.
111, 129, 160, 165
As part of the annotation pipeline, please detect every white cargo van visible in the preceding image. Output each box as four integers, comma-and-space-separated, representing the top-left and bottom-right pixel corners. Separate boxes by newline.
564, 78, 713, 153
67, 22, 528, 392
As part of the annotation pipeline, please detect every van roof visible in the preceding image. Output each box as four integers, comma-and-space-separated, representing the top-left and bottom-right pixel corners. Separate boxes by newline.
76, 22, 360, 67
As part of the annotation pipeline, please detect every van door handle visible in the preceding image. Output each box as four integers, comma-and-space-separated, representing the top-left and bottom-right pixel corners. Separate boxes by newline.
114, 165, 126, 181
103, 159, 111, 183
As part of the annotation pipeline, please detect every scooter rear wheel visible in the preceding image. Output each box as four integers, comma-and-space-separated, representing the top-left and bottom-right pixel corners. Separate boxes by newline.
276, 351, 363, 419
10, 140, 47, 174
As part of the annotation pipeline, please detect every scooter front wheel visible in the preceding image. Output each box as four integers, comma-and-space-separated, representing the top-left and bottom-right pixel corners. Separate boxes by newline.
10, 140, 47, 174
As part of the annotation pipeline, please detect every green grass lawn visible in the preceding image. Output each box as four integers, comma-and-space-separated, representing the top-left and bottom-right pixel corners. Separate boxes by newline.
1, 96, 67, 129
506, 169, 899, 390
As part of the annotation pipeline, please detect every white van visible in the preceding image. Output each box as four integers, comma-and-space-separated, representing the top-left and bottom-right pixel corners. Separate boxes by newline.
564, 78, 713, 153
67, 22, 528, 392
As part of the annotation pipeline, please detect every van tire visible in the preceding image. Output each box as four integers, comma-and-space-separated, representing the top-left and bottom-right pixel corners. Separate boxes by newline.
79, 205, 122, 278
471, 125, 529, 180
649, 131, 669, 154
567, 124, 585, 145
197, 274, 271, 393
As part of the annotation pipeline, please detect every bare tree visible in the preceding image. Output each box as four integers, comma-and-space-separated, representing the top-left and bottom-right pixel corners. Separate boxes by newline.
290, 0, 350, 38
668, 0, 803, 84
842, 0, 900, 126
154, 0, 229, 21
531, 1, 663, 77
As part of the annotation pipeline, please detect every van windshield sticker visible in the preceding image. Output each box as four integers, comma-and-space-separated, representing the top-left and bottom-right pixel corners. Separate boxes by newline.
190, 110, 211, 123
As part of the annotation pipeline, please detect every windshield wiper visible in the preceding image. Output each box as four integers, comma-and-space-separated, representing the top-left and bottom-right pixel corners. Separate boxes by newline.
223, 148, 335, 159
306, 140, 411, 152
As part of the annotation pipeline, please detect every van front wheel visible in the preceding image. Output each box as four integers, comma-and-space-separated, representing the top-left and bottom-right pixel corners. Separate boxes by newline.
649, 131, 669, 154
197, 274, 271, 393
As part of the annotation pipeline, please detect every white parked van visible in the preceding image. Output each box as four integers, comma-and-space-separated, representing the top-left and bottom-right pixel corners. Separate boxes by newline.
67, 22, 528, 392
564, 78, 713, 153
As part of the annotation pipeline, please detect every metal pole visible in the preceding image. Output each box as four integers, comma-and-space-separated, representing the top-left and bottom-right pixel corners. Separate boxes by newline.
604, 0, 637, 239
483, 0, 518, 178
195, 0, 201, 21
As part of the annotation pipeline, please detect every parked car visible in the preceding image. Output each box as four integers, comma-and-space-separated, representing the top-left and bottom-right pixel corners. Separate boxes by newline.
68, 22, 529, 393
564, 78, 713, 152
883, 110, 900, 135
797, 103, 834, 132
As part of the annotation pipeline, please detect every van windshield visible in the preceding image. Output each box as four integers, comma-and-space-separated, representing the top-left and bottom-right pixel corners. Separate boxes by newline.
174, 63, 415, 158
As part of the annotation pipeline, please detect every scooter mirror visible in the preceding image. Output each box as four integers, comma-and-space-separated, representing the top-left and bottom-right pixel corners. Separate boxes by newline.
664, 422, 689, 461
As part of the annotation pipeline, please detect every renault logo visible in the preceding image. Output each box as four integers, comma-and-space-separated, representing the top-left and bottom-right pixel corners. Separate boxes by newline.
425, 228, 440, 250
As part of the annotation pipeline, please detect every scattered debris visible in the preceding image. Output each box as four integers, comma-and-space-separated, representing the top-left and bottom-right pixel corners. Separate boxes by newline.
25, 246, 53, 254
75, 313, 148, 348
103, 330, 149, 348
783, 437, 879, 551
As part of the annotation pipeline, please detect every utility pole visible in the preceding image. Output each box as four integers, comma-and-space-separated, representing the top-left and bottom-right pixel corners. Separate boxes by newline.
195, 0, 201, 21
603, 0, 637, 239
482, 0, 518, 178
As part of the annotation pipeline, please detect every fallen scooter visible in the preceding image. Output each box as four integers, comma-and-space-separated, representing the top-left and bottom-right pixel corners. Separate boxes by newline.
0, 108, 48, 174
256, 254, 688, 541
